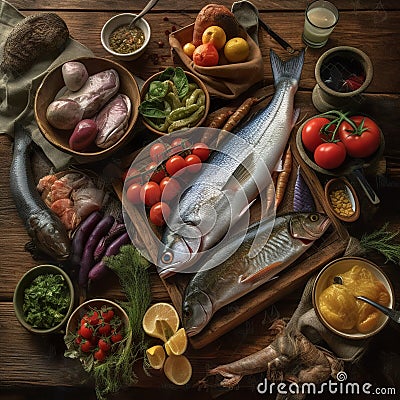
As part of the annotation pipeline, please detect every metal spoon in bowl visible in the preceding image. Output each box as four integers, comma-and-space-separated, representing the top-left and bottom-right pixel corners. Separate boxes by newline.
129, 0, 160, 29
333, 276, 400, 323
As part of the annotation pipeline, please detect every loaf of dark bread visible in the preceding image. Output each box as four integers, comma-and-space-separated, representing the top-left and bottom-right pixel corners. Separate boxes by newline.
0, 13, 69, 76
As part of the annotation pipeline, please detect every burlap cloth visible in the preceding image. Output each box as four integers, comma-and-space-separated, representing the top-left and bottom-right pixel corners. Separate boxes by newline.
169, 23, 264, 100
0, 0, 94, 169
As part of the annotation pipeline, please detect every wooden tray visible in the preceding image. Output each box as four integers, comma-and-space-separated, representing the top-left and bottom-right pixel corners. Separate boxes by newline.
114, 128, 350, 349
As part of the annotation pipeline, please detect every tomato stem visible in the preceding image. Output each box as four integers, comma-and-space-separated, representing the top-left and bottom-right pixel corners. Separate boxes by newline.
319, 110, 359, 141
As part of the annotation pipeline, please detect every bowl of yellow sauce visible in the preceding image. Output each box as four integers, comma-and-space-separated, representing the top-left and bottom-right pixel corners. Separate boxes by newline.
313, 257, 394, 339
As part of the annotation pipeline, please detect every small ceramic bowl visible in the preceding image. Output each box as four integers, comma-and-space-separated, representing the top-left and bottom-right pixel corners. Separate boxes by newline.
65, 298, 131, 347
313, 257, 394, 340
140, 69, 210, 136
101, 13, 151, 61
35, 57, 140, 164
324, 177, 360, 223
13, 265, 75, 335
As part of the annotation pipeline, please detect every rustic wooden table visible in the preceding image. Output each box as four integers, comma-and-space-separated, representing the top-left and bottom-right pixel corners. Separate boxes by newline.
1, 1, 400, 399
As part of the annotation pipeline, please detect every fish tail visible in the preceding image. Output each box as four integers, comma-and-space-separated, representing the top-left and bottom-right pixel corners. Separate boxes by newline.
270, 49, 305, 85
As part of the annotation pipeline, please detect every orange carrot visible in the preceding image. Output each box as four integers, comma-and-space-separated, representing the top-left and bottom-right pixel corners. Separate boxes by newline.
275, 146, 292, 210
222, 97, 259, 132
265, 171, 279, 214
205, 106, 235, 129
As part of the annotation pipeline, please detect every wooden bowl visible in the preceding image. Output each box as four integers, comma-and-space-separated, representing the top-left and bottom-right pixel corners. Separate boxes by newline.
313, 257, 394, 340
13, 265, 75, 335
324, 177, 360, 223
139, 68, 210, 136
35, 57, 140, 163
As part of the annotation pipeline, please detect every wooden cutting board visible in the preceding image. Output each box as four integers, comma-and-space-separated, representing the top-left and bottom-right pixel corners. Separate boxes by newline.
115, 128, 350, 349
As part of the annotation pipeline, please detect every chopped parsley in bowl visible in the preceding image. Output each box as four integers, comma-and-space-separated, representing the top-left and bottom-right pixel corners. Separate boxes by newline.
13, 265, 75, 334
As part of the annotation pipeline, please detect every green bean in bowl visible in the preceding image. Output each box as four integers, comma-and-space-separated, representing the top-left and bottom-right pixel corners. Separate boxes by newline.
139, 67, 210, 136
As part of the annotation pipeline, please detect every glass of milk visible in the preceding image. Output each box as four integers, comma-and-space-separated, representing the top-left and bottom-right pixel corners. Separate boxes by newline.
303, 1, 339, 48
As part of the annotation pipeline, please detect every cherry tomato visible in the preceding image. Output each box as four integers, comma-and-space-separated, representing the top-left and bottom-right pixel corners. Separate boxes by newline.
170, 138, 191, 154
94, 348, 107, 362
110, 331, 123, 344
159, 177, 181, 202
147, 162, 166, 183
87, 310, 99, 326
338, 116, 381, 158
98, 338, 111, 352
98, 321, 112, 336
80, 322, 94, 340
191, 142, 210, 161
80, 339, 93, 353
150, 142, 167, 162
314, 141, 346, 170
193, 43, 219, 67
140, 182, 161, 206
122, 167, 141, 183
149, 202, 171, 226
101, 307, 114, 323
301, 117, 335, 152
185, 154, 202, 173
165, 155, 186, 176
126, 183, 142, 205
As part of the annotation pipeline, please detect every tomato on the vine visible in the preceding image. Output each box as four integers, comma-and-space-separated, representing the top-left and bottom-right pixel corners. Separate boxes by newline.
98, 338, 111, 352
97, 321, 112, 336
140, 182, 161, 206
191, 142, 210, 161
338, 116, 381, 158
301, 117, 335, 152
110, 330, 123, 344
80, 339, 92, 353
150, 142, 167, 162
159, 177, 181, 202
149, 202, 171, 226
165, 155, 186, 176
94, 348, 107, 362
147, 162, 166, 183
101, 307, 114, 323
185, 154, 202, 173
126, 183, 142, 205
314, 141, 346, 170
80, 322, 94, 340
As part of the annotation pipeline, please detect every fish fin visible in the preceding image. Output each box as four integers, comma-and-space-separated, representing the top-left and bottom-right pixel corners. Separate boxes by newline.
239, 261, 283, 284
270, 49, 305, 85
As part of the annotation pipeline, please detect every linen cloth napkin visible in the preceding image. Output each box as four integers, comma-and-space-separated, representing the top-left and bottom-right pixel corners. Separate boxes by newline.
0, 0, 94, 169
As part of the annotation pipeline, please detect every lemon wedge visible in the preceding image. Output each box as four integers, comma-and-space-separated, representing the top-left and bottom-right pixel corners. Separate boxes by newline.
165, 327, 188, 356
164, 355, 192, 386
142, 302, 180, 342
146, 345, 166, 370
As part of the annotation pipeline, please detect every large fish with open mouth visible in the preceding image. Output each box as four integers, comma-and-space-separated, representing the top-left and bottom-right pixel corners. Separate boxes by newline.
182, 212, 331, 337
158, 49, 305, 277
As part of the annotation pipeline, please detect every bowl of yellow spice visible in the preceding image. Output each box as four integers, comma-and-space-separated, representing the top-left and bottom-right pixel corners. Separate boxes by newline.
324, 177, 360, 223
101, 13, 151, 61
313, 257, 394, 340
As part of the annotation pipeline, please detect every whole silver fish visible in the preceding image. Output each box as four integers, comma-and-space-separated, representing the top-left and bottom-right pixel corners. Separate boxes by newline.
182, 212, 331, 337
158, 50, 305, 277
10, 125, 70, 261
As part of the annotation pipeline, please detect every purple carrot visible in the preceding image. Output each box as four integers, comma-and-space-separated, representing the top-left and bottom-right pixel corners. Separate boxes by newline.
78, 214, 115, 287
69, 211, 103, 267
88, 232, 130, 281
93, 222, 126, 262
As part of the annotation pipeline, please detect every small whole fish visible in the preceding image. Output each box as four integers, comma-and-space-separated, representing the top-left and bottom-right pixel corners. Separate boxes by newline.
182, 212, 330, 337
158, 49, 305, 277
9, 125, 70, 261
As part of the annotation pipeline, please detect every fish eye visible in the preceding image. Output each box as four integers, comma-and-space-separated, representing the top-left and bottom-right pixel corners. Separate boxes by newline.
183, 307, 192, 319
309, 214, 319, 222
161, 251, 173, 264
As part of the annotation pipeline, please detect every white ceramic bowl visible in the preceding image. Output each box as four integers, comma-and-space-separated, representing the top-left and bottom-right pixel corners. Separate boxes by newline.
101, 13, 151, 61
313, 257, 394, 340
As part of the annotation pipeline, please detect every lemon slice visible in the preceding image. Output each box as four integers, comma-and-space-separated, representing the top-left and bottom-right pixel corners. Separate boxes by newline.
146, 345, 166, 370
164, 355, 192, 386
165, 328, 188, 356
142, 302, 180, 342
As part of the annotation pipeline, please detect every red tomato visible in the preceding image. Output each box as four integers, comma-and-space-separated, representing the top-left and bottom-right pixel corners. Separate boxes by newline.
98, 338, 111, 352
150, 142, 167, 162
147, 162, 166, 183
165, 155, 186, 176
101, 307, 114, 323
159, 177, 181, 202
185, 154, 202, 173
140, 182, 161, 207
314, 141, 346, 170
80, 322, 94, 340
149, 202, 171, 226
110, 331, 123, 344
94, 348, 107, 362
126, 183, 142, 205
122, 167, 141, 183
338, 116, 381, 158
193, 43, 219, 67
87, 310, 99, 326
301, 117, 335, 152
98, 321, 112, 336
80, 339, 92, 353
191, 142, 210, 161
